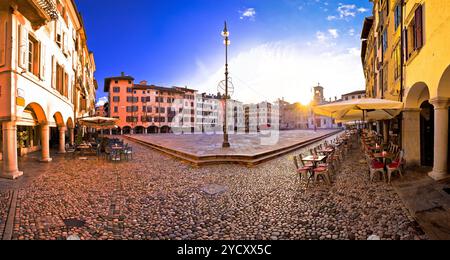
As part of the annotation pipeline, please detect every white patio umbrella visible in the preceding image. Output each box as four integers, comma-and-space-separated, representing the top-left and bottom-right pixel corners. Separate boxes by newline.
313, 98, 404, 122
78, 117, 119, 134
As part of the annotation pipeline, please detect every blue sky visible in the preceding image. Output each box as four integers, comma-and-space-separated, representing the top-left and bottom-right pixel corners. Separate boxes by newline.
75, 0, 373, 105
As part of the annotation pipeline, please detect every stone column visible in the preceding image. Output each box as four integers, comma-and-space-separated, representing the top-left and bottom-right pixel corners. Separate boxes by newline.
40, 124, 52, 162
69, 128, 75, 145
402, 109, 421, 167
0, 122, 23, 179
429, 98, 449, 180
383, 121, 389, 144
58, 126, 66, 154
144, 128, 147, 134
120, 129, 123, 135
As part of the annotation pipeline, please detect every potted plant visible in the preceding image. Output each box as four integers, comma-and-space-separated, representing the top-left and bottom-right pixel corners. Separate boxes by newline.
17, 130, 29, 157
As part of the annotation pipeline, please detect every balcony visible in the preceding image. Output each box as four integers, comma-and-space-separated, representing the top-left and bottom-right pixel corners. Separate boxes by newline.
15, 0, 58, 29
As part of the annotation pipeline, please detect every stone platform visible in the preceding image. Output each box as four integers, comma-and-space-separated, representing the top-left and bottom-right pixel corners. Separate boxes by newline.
124, 130, 342, 166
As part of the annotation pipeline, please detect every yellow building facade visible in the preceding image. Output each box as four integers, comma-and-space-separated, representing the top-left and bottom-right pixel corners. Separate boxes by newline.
0, 0, 97, 179
362, 0, 450, 180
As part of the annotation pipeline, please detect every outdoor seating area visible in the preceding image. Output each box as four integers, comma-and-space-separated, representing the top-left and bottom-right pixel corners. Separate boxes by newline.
361, 129, 405, 184
66, 137, 133, 162
293, 128, 407, 187
294, 130, 357, 187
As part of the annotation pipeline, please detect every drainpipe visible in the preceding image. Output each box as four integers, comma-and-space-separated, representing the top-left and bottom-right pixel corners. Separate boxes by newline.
400, 0, 405, 103
399, 0, 405, 148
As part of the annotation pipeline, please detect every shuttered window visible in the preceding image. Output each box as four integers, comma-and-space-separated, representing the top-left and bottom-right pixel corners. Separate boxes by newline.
415, 5, 423, 50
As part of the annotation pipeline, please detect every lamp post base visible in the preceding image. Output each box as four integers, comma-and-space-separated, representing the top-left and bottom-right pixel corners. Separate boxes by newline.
222, 142, 231, 148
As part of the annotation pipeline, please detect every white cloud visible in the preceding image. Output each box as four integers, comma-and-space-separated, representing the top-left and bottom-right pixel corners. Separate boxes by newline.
338, 4, 357, 18
347, 47, 360, 56
328, 3, 369, 21
328, 29, 339, 38
357, 7, 369, 13
348, 28, 356, 36
183, 39, 365, 105
240, 8, 256, 21
96, 96, 108, 107
327, 15, 337, 21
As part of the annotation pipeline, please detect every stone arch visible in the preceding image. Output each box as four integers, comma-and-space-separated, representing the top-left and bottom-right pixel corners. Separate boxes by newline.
24, 102, 47, 124
148, 125, 159, 134
437, 64, 450, 98
122, 126, 132, 135
53, 112, 65, 127
134, 126, 145, 134
66, 117, 74, 129
112, 126, 121, 135
405, 82, 431, 109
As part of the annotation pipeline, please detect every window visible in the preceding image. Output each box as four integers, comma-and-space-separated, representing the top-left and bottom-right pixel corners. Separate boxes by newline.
127, 88, 133, 93
127, 96, 138, 103
383, 65, 388, 93
114, 107, 118, 113
115, 80, 119, 84
126, 116, 138, 123
394, 4, 401, 30
406, 5, 424, 60
393, 43, 401, 80
141, 116, 152, 123
55, 22, 62, 48
27, 35, 40, 76
126, 106, 138, 113
113, 96, 120, 102
382, 29, 388, 58
113, 87, 120, 93
56, 63, 66, 96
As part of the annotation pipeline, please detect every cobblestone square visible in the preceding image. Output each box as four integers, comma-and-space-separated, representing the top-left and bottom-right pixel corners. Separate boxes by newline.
0, 132, 428, 240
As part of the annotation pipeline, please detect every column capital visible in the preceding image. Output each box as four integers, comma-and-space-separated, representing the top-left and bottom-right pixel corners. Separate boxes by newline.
429, 97, 450, 110
59, 126, 67, 132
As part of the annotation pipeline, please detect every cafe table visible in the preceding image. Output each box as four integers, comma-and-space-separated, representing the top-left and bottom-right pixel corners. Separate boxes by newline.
373, 152, 395, 166
302, 155, 327, 168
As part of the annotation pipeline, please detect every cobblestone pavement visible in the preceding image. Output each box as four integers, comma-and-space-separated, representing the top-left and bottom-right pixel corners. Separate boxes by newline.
0, 136, 427, 240
0, 190, 10, 237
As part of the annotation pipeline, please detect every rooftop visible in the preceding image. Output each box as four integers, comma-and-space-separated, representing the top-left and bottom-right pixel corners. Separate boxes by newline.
104, 73, 135, 92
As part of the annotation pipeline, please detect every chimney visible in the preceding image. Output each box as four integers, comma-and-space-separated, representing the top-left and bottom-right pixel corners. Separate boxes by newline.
139, 80, 148, 85
335, 96, 337, 101
121, 72, 125, 76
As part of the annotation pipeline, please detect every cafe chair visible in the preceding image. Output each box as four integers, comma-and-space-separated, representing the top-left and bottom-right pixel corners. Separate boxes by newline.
387, 150, 405, 184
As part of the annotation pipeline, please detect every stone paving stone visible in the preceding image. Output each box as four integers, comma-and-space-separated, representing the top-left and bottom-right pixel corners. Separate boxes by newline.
0, 133, 428, 240
0, 191, 10, 238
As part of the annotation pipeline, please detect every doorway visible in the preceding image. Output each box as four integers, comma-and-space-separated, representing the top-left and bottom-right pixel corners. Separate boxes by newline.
420, 101, 434, 166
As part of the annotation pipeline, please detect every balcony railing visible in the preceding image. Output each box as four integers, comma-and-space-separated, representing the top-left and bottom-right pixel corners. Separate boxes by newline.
34, 0, 59, 20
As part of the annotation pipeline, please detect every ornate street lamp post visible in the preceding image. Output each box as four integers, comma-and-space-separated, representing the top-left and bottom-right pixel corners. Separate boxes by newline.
221, 21, 231, 148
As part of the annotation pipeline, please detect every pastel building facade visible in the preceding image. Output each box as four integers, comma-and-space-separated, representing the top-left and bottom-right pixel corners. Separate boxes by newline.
105, 74, 197, 134
0, 0, 96, 179
362, 0, 450, 180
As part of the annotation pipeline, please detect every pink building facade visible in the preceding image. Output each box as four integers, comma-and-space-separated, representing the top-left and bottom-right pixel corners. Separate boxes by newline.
104, 74, 196, 134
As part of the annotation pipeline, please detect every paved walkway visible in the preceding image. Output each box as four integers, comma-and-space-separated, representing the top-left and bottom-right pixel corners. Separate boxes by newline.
0, 137, 427, 240
393, 168, 450, 240
127, 130, 338, 156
